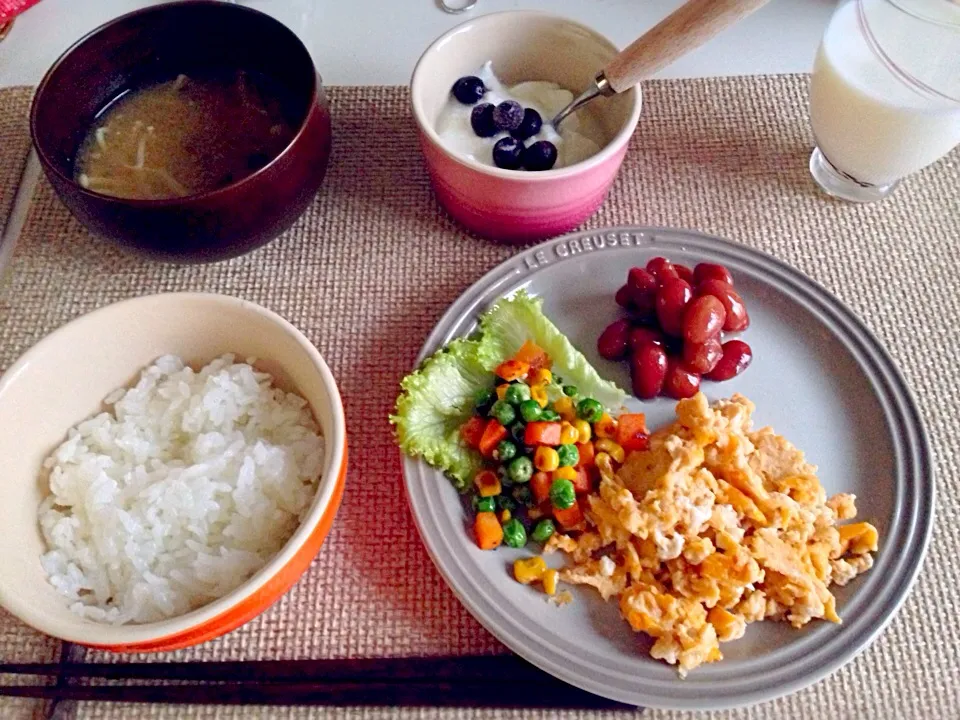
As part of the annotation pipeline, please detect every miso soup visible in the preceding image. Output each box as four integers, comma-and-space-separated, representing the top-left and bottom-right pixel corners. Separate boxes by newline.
75, 71, 296, 200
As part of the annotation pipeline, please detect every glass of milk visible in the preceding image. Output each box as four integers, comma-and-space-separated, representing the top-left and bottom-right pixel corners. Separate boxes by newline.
808, 0, 960, 202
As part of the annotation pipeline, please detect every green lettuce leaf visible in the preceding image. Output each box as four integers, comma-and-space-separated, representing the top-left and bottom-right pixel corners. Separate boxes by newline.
391, 338, 490, 491
476, 291, 626, 410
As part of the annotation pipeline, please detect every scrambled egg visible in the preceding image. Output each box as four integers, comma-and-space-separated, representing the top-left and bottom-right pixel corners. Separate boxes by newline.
544, 393, 879, 675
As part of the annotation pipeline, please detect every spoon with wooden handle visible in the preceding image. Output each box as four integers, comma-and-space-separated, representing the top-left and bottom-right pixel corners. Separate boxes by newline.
552, 0, 772, 128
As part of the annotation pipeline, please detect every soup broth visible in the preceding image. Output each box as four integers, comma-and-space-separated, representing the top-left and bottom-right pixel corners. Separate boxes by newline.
75, 71, 296, 200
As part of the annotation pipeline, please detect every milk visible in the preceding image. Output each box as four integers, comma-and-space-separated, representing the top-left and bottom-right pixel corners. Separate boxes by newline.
809, 0, 960, 186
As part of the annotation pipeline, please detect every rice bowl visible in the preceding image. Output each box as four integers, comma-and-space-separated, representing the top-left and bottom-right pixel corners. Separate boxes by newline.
0, 293, 346, 651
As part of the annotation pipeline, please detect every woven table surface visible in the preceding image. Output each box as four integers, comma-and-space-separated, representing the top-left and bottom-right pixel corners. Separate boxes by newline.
0, 77, 957, 720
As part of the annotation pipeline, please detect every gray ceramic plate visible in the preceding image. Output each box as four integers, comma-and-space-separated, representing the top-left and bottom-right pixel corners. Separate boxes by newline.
401, 227, 933, 710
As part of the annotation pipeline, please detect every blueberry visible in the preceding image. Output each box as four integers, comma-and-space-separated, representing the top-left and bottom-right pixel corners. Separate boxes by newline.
492, 137, 524, 170
451, 76, 486, 105
470, 103, 498, 137
492, 101, 524, 132
523, 140, 558, 171
511, 108, 542, 141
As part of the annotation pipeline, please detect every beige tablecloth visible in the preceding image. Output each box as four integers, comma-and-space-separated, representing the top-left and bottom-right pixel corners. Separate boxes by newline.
0, 76, 957, 720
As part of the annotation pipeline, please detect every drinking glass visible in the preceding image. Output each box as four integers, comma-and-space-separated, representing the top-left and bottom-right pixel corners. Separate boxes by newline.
808, 0, 960, 202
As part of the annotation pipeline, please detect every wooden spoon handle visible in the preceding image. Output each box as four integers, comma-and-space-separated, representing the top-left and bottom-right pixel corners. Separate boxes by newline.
602, 0, 773, 93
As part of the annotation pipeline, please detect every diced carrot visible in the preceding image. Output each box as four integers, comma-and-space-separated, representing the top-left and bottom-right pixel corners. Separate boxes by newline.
495, 359, 530, 382
570, 467, 593, 494
474, 512, 503, 550
554, 502, 584, 529
513, 340, 549, 371
531, 471, 552, 504
478, 420, 508, 457
524, 421, 562, 446
460, 416, 487, 449
575, 441, 595, 468
616, 413, 650, 452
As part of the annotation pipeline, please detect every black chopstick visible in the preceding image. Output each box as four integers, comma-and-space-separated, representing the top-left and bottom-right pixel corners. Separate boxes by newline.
1, 656, 550, 683
0, 656, 639, 710
0, 680, 634, 708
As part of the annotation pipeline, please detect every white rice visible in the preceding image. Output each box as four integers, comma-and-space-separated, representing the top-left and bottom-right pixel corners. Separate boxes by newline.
37, 354, 324, 625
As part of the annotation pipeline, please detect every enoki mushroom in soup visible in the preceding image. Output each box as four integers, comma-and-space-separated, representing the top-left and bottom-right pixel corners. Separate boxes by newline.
74, 71, 296, 200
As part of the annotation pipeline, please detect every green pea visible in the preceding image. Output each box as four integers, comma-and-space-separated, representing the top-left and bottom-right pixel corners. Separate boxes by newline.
510, 421, 527, 443
494, 440, 517, 462
519, 400, 542, 422
562, 385, 579, 397
576, 398, 603, 423
472, 495, 496, 513
489, 399, 516, 426
474, 387, 496, 414
507, 456, 534, 484
512, 485, 533, 505
496, 495, 517, 511
557, 444, 579, 468
540, 409, 561, 422
531, 518, 556, 543
504, 383, 531, 406
502, 519, 527, 548
549, 478, 576, 510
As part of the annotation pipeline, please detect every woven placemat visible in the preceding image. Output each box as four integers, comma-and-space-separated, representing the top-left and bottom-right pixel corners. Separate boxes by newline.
0, 86, 33, 231
0, 77, 958, 720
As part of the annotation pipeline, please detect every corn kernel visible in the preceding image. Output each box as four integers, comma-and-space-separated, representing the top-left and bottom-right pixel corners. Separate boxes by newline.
595, 452, 615, 482
572, 419, 592, 443
595, 438, 625, 463
514, 556, 547, 584
529, 368, 552, 386
474, 470, 502, 497
499, 509, 512, 524
558, 421, 579, 445
553, 396, 576, 422
542, 568, 559, 596
496, 384, 510, 400
594, 413, 618, 439
534, 446, 560, 472
553, 466, 577, 482
530, 385, 548, 408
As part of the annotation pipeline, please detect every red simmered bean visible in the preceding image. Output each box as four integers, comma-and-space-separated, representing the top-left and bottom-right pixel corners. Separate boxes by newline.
628, 267, 659, 295
630, 342, 668, 399
697, 279, 750, 332
597, 319, 631, 361
646, 257, 679, 283
615, 285, 633, 309
673, 264, 695, 284
694, 263, 734, 287
706, 340, 753, 381
628, 326, 666, 352
682, 295, 726, 344
655, 279, 694, 337
682, 338, 723, 374
663, 358, 701, 399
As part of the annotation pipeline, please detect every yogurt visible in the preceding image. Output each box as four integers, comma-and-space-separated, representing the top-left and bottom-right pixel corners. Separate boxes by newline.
436, 62, 603, 170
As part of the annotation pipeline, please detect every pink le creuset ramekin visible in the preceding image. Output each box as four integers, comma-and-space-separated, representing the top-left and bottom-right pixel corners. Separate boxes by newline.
411, 11, 642, 244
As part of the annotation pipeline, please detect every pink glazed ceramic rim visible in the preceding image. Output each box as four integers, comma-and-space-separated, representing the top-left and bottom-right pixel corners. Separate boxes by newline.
409, 11, 643, 182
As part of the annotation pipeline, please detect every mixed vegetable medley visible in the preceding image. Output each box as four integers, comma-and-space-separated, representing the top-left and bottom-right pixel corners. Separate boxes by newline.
459, 340, 650, 554
392, 291, 626, 490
